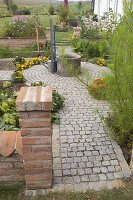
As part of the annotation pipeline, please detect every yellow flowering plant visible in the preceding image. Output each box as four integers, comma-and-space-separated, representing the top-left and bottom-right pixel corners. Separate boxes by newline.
11, 70, 25, 83
96, 58, 107, 66
15, 56, 48, 71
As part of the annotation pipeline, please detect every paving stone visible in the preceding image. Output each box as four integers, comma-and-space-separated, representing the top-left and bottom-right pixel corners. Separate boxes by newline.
89, 175, 99, 182
102, 161, 110, 166
78, 169, 85, 175
85, 168, 93, 175
108, 166, 115, 172
62, 177, 73, 184
110, 160, 119, 166
99, 174, 107, 181
63, 170, 70, 176
1, 62, 129, 186
81, 175, 89, 182
107, 173, 115, 180
71, 169, 77, 176
93, 167, 101, 174
100, 167, 108, 173
62, 164, 71, 169
73, 176, 81, 183
114, 172, 124, 179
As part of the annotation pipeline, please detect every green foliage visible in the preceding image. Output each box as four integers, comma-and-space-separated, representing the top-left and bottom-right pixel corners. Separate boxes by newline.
57, 4, 69, 22
13, 56, 25, 65
71, 37, 109, 61
31, 82, 65, 124
71, 39, 100, 60
0, 47, 13, 58
88, 78, 108, 100
31, 82, 46, 87
48, 4, 55, 15
105, 1, 133, 148
10, 3, 18, 14
0, 81, 19, 131
52, 91, 64, 113
22, 7, 31, 15
11, 70, 25, 83
4, 16, 45, 38
79, 17, 100, 40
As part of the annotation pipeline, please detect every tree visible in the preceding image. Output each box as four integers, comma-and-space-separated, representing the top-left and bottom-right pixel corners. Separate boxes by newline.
64, 0, 68, 8
3, 0, 13, 13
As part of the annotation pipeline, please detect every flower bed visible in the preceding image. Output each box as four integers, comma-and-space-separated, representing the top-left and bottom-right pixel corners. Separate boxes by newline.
88, 78, 108, 100
4, 15, 45, 38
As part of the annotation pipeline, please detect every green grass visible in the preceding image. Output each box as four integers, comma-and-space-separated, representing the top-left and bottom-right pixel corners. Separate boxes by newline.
0, 182, 133, 200
56, 31, 72, 46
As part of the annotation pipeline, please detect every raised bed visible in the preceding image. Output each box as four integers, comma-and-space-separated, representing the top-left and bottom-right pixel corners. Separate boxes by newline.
0, 131, 24, 185
0, 38, 47, 49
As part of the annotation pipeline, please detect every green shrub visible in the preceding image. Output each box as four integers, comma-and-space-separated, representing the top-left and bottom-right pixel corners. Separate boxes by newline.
11, 71, 25, 84
22, 7, 31, 15
0, 47, 13, 58
10, 3, 18, 14
48, 5, 55, 15
105, 1, 133, 148
71, 39, 100, 60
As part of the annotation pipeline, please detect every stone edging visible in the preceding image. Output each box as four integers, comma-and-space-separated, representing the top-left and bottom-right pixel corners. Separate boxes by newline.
25, 180, 125, 196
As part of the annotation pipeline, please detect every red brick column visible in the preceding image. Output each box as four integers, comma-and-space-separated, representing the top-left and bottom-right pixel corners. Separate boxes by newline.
16, 86, 53, 190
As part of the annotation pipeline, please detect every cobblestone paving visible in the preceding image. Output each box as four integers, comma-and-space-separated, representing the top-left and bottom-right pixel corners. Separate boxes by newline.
0, 62, 131, 187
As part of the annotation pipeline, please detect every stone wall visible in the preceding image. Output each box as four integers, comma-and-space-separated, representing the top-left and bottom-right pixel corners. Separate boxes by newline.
0, 153, 24, 185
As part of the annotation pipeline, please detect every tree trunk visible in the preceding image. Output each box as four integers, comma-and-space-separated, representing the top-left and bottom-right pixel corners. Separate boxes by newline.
64, 0, 68, 8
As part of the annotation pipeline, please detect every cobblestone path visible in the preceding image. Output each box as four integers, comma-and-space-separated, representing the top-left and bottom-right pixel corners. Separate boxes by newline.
0, 62, 131, 190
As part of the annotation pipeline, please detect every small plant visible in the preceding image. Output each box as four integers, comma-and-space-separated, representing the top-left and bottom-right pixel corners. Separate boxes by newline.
31, 82, 46, 87
48, 4, 55, 15
22, 7, 31, 15
11, 70, 25, 83
0, 81, 19, 131
96, 58, 107, 66
88, 78, 108, 100
14, 57, 42, 71
13, 56, 25, 66
10, 3, 18, 14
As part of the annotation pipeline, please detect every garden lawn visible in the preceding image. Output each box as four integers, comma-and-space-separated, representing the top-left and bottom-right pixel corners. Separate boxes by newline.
0, 182, 133, 200
56, 31, 72, 46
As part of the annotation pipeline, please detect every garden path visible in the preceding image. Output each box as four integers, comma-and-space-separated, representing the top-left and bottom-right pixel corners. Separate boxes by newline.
0, 62, 131, 190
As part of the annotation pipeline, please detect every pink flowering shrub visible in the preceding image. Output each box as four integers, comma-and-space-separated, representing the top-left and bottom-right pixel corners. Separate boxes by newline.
4, 15, 45, 38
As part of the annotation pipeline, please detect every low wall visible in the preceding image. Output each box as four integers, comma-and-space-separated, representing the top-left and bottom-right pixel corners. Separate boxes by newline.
0, 153, 24, 185
0, 38, 47, 49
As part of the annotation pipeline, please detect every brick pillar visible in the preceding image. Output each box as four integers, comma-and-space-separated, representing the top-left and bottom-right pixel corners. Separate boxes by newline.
16, 86, 53, 190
